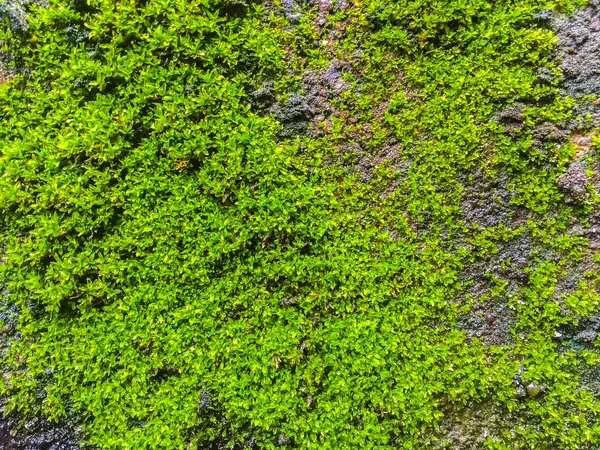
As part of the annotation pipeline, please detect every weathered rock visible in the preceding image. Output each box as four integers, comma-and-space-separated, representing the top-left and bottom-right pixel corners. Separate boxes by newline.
574, 329, 597, 343
532, 122, 567, 149
419, 399, 529, 449
249, 81, 276, 111
553, 1, 600, 98
0, 0, 29, 33
198, 389, 212, 410
460, 169, 514, 229
281, 0, 304, 23
457, 299, 516, 347
0, 413, 81, 450
557, 162, 589, 204
273, 94, 311, 138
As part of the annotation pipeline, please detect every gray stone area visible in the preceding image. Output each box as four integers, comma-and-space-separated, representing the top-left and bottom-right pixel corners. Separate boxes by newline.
0, 0, 29, 33
0, 0, 49, 32
458, 0, 600, 341
252, 59, 353, 140
0, 414, 81, 450
0, 290, 83, 449
557, 160, 590, 204
547, 0, 600, 131
553, 1, 600, 98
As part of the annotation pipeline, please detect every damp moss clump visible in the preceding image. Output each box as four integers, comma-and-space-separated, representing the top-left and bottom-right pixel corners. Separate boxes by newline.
2, 0, 600, 449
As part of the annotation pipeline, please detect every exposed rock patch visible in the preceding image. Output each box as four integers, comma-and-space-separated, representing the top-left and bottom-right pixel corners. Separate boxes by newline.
557, 160, 589, 204
0, 0, 29, 33
557, 310, 600, 346
281, 0, 305, 23
553, 1, 600, 98
571, 133, 594, 158
546, 1, 600, 133
273, 60, 353, 139
420, 400, 527, 450
460, 169, 514, 229
457, 298, 516, 347
532, 122, 567, 149
0, 413, 82, 450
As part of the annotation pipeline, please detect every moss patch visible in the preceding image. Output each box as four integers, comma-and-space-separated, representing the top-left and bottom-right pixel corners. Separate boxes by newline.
1, 0, 600, 449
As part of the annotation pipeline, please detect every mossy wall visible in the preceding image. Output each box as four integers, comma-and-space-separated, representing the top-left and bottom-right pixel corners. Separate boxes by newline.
1, 0, 600, 449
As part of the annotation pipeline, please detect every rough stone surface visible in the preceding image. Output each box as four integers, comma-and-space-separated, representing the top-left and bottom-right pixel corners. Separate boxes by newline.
0, 414, 82, 450
273, 94, 312, 138
0, 0, 29, 33
460, 169, 514, 229
419, 399, 528, 449
249, 81, 276, 111
0, 0, 50, 83
0, 289, 83, 450
271, 59, 353, 140
558, 311, 600, 345
456, 298, 516, 347
557, 161, 589, 204
0, 0, 48, 32
418, 366, 548, 447
532, 122, 567, 150
553, 1, 600, 98
281, 0, 304, 23
495, 103, 525, 137
575, 329, 598, 343
549, 1, 600, 134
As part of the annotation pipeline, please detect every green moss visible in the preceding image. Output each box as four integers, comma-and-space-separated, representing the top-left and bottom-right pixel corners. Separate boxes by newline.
1, 0, 600, 448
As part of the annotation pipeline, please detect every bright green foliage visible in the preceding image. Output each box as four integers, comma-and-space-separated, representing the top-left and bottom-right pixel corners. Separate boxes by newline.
1, 0, 600, 449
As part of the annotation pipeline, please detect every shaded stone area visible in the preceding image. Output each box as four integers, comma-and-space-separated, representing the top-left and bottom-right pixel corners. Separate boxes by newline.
553, 1, 600, 98
454, 161, 535, 348
0, 0, 30, 33
456, 297, 516, 347
550, 0, 600, 131
455, 230, 535, 347
261, 59, 356, 142
447, 7, 600, 444
557, 311, 600, 348
558, 159, 590, 204
460, 169, 515, 230
417, 366, 548, 449
253, 0, 409, 182
0, 291, 83, 450
0, 414, 81, 450
418, 400, 535, 450
0, 0, 48, 84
